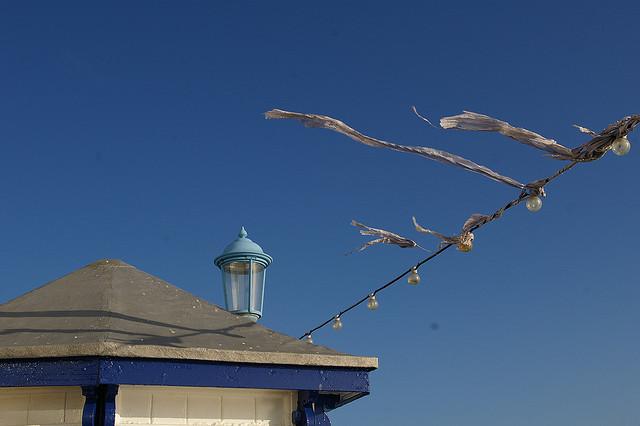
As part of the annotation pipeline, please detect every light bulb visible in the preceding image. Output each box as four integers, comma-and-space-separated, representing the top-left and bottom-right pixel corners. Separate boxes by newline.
305, 334, 313, 344
612, 136, 631, 156
457, 233, 473, 252
457, 241, 473, 252
526, 195, 543, 212
407, 267, 421, 285
332, 315, 343, 331
367, 294, 379, 310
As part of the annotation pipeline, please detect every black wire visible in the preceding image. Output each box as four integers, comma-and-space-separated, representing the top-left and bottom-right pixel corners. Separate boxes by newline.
301, 244, 456, 338
299, 161, 580, 340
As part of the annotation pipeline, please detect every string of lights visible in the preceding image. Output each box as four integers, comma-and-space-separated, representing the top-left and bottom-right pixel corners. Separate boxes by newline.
265, 108, 638, 343
299, 159, 597, 343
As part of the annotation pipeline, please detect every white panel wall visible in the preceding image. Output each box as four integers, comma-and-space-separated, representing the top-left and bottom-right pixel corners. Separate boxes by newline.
116, 386, 295, 426
0, 387, 84, 426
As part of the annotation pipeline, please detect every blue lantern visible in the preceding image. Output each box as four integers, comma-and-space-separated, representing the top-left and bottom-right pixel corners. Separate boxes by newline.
214, 227, 273, 321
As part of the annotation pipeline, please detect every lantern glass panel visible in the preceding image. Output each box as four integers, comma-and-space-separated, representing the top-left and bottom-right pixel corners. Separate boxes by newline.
250, 262, 265, 313
222, 261, 250, 312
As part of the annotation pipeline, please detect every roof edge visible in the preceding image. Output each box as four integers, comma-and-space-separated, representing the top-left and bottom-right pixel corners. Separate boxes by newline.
0, 342, 378, 370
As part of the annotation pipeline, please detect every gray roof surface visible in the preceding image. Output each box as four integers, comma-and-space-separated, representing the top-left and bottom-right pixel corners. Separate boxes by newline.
0, 259, 377, 369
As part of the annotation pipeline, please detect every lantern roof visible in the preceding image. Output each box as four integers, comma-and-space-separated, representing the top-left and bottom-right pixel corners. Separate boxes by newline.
214, 227, 273, 267
0, 259, 376, 369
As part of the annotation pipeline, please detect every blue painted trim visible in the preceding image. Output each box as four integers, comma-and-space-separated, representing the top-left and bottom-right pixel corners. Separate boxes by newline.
0, 358, 101, 387
0, 357, 370, 394
98, 358, 369, 393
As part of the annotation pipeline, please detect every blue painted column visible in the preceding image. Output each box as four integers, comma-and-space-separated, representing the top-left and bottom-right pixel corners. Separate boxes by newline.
301, 404, 331, 426
103, 385, 119, 426
81, 384, 119, 426
294, 392, 333, 426
81, 386, 98, 426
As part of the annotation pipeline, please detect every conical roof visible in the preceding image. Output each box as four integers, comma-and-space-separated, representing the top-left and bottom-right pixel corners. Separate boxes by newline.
221, 227, 265, 255
214, 227, 273, 267
0, 259, 376, 369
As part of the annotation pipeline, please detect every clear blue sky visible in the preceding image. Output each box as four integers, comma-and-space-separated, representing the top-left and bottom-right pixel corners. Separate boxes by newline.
1, 2, 638, 425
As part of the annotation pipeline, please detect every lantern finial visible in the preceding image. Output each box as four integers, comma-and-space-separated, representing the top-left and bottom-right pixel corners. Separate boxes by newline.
239, 226, 248, 238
